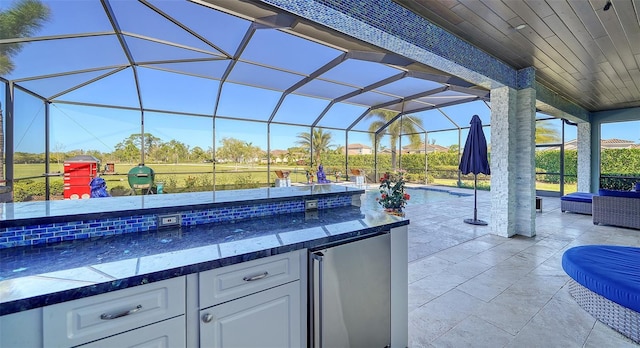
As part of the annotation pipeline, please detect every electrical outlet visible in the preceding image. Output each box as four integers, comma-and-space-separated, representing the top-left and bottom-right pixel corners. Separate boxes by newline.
162, 216, 177, 224
305, 199, 318, 211
158, 214, 181, 227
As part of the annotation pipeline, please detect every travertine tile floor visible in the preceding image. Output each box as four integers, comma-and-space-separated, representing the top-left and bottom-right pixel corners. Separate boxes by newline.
402, 188, 639, 347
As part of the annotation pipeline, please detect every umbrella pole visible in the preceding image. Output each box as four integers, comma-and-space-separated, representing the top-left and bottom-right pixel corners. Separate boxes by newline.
464, 174, 488, 225
474, 174, 478, 221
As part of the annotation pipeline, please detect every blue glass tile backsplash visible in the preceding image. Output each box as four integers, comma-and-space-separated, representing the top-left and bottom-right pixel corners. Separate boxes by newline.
0, 194, 356, 249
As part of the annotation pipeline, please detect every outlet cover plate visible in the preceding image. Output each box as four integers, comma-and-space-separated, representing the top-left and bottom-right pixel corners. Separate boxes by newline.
305, 199, 318, 211
158, 214, 181, 227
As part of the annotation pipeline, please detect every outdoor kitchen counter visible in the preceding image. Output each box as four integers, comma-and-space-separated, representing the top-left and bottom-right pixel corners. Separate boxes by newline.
0, 185, 364, 226
0, 204, 408, 315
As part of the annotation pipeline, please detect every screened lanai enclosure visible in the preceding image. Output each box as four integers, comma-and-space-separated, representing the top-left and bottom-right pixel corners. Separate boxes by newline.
4, 0, 555, 202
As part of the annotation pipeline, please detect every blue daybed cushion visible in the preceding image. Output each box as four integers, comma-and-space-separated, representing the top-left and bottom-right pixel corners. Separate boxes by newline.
560, 192, 595, 203
562, 245, 640, 313
598, 189, 640, 199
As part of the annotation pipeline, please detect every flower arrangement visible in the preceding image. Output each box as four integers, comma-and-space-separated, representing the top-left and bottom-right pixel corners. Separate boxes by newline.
376, 171, 410, 212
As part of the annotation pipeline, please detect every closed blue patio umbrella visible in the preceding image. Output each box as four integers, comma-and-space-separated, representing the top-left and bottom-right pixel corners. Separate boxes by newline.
459, 115, 490, 225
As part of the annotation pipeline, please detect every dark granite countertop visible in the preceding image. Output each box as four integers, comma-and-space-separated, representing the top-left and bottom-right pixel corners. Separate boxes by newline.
0, 204, 408, 315
0, 185, 364, 227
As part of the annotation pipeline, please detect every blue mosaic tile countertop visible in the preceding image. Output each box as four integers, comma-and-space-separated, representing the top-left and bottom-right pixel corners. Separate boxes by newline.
0, 204, 408, 315
0, 185, 363, 226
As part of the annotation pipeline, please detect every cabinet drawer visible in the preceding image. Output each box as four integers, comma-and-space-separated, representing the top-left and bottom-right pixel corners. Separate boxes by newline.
79, 316, 185, 348
200, 250, 301, 307
44, 277, 185, 347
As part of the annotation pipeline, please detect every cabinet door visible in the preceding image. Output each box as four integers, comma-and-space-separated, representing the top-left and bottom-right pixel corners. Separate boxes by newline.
200, 281, 301, 348
80, 316, 185, 348
0, 308, 43, 347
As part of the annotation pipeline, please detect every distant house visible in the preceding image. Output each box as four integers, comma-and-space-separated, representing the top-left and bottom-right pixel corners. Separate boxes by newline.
542, 138, 638, 151
402, 143, 449, 154
270, 149, 288, 163
347, 143, 372, 155
600, 138, 639, 149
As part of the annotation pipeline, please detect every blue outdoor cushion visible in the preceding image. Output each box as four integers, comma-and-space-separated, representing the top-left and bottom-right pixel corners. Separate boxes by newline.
598, 189, 640, 199
562, 245, 640, 312
560, 192, 595, 203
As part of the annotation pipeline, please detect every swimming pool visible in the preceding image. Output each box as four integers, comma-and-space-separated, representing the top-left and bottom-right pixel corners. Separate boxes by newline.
362, 187, 470, 210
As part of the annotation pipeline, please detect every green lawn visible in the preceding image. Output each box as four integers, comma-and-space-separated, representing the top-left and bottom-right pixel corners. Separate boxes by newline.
11, 163, 577, 201
431, 178, 577, 193
12, 163, 318, 200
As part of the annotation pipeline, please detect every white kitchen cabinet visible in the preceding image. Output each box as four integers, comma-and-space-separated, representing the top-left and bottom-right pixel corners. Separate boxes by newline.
198, 250, 305, 348
79, 316, 185, 348
43, 277, 186, 347
199, 281, 301, 348
0, 307, 43, 347
2, 250, 314, 348
199, 250, 301, 308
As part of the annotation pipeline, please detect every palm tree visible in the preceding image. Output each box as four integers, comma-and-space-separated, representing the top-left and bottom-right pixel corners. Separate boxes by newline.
367, 110, 422, 170
0, 0, 50, 182
296, 128, 334, 166
535, 122, 561, 144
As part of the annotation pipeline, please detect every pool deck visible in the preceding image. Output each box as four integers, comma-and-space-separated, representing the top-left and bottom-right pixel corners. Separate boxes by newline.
403, 186, 639, 347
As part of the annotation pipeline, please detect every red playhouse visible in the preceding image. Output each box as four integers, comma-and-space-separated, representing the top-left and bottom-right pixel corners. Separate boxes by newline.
63, 155, 100, 199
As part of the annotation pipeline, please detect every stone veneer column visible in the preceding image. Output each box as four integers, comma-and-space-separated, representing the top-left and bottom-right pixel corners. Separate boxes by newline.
490, 87, 515, 237
514, 88, 536, 237
490, 86, 536, 238
577, 122, 591, 193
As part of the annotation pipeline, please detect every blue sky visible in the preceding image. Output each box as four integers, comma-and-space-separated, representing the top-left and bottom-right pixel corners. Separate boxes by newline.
4, 0, 639, 154
12, 94, 638, 155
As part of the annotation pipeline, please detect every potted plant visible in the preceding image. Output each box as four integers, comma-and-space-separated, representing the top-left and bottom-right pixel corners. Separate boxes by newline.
376, 171, 410, 216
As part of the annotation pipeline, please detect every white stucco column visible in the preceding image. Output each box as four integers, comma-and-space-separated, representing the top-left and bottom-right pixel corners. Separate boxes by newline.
577, 122, 591, 193
490, 86, 536, 238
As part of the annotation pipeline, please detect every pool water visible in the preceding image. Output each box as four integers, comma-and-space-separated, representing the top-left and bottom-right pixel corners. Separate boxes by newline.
362, 187, 467, 211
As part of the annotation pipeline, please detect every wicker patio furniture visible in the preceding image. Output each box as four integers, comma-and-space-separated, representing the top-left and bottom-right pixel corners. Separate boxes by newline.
562, 245, 640, 344
592, 191, 640, 229
567, 280, 639, 344
560, 192, 594, 215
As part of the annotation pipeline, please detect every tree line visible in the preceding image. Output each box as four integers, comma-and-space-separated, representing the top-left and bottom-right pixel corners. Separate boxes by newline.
13, 131, 345, 166
17, 133, 214, 165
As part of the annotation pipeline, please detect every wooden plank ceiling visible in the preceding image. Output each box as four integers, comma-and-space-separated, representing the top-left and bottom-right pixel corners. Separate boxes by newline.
395, 0, 640, 112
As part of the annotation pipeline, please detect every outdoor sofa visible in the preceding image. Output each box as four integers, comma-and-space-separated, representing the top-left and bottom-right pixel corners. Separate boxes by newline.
562, 245, 640, 344
560, 192, 595, 215
592, 189, 640, 229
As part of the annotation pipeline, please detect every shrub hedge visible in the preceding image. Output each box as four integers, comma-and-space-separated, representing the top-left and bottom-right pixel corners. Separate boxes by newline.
317, 149, 640, 187
8, 148, 639, 201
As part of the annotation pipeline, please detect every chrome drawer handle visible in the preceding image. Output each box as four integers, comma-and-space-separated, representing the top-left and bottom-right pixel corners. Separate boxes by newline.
243, 271, 269, 281
100, 305, 142, 320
